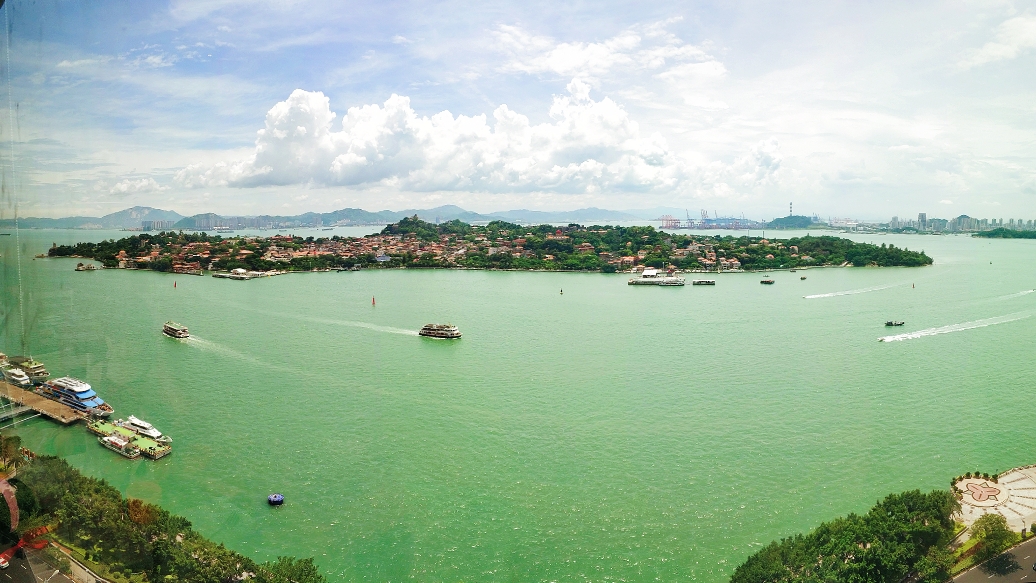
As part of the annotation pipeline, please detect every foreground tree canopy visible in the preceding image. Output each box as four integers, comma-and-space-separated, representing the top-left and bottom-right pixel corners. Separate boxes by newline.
730, 490, 960, 583
49, 218, 933, 273
14, 455, 326, 583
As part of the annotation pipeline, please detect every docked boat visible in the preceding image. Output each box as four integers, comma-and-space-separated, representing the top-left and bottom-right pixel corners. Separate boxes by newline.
692, 280, 716, 286
98, 435, 140, 459
628, 268, 686, 286
38, 377, 113, 418
9, 357, 49, 384
162, 321, 189, 339
760, 279, 775, 285
1, 366, 32, 388
117, 415, 172, 443
419, 324, 462, 339
885, 321, 905, 326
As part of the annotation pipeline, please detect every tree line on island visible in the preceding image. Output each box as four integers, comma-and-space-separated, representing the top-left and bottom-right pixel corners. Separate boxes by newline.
48, 216, 933, 273
2, 454, 325, 583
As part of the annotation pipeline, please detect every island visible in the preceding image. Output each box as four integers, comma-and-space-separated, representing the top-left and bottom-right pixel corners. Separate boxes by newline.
972, 227, 1036, 239
47, 216, 933, 274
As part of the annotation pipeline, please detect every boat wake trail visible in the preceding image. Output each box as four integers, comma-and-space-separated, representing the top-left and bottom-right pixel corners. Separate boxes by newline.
804, 284, 902, 299
319, 319, 420, 336
994, 289, 1036, 301
185, 336, 264, 363
878, 313, 1030, 342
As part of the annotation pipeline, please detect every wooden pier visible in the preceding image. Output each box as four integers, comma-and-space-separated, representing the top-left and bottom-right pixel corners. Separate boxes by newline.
0, 382, 83, 424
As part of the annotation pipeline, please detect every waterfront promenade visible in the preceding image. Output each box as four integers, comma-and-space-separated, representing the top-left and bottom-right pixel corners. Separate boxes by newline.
0, 381, 82, 424
956, 467, 1036, 532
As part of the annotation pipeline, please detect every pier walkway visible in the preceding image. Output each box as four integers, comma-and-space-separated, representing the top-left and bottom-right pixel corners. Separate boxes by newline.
0, 382, 83, 424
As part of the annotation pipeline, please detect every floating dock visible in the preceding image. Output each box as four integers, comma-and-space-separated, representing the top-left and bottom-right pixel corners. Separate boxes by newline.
0, 381, 84, 424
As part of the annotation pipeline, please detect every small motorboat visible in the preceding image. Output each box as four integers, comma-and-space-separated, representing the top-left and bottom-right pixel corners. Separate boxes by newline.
800, 276, 806, 280
268, 493, 285, 506
885, 321, 904, 326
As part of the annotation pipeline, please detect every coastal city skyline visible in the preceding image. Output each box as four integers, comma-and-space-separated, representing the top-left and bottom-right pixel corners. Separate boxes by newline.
3, 1, 1035, 221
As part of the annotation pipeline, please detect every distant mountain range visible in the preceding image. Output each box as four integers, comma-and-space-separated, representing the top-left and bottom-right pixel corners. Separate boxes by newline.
0, 204, 698, 230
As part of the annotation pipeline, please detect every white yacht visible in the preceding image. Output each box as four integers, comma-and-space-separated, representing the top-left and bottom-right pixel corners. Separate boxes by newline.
118, 415, 172, 443
2, 366, 32, 388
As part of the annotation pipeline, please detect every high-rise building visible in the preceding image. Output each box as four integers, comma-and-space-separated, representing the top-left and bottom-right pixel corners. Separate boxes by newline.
918, 213, 927, 230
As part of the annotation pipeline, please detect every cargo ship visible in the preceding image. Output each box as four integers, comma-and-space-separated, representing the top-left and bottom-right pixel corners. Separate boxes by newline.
163, 322, 189, 339
38, 377, 113, 418
419, 324, 462, 339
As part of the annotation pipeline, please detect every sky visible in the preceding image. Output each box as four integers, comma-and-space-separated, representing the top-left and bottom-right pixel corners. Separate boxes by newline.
1, 0, 1034, 220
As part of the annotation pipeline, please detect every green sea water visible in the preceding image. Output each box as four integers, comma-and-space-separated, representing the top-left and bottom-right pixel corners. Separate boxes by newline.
3, 228, 1036, 582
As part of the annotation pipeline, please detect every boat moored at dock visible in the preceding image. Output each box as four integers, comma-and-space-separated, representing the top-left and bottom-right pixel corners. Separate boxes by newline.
88, 419, 172, 459
419, 324, 462, 339
98, 435, 141, 459
628, 268, 686, 286
9, 357, 50, 384
163, 321, 190, 339
1, 366, 32, 388
38, 377, 113, 418
117, 415, 172, 443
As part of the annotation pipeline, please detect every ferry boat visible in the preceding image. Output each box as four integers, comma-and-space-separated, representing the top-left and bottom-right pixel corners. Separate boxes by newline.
98, 435, 140, 459
628, 268, 686, 286
692, 280, 716, 285
418, 324, 462, 339
117, 415, 172, 443
163, 321, 189, 339
10, 358, 50, 384
74, 263, 98, 271
1, 366, 32, 388
38, 377, 113, 418
885, 321, 905, 326
760, 279, 775, 285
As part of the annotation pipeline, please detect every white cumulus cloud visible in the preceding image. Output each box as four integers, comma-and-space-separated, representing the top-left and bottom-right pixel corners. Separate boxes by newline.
176, 81, 738, 195
109, 177, 168, 194
960, 15, 1036, 69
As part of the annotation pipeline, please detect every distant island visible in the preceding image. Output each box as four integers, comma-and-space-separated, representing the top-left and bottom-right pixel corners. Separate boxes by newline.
972, 227, 1036, 239
47, 217, 933, 274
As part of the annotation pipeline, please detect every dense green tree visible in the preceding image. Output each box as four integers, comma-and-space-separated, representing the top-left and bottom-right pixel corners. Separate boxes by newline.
971, 513, 1014, 560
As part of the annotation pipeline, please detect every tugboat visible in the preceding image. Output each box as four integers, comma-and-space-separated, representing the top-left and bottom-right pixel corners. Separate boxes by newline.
885, 321, 905, 326
760, 279, 775, 285
419, 324, 462, 339
98, 435, 141, 459
163, 321, 190, 339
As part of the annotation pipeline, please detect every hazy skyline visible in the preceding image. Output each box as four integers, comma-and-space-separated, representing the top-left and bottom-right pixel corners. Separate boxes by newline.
2, 1, 1035, 220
